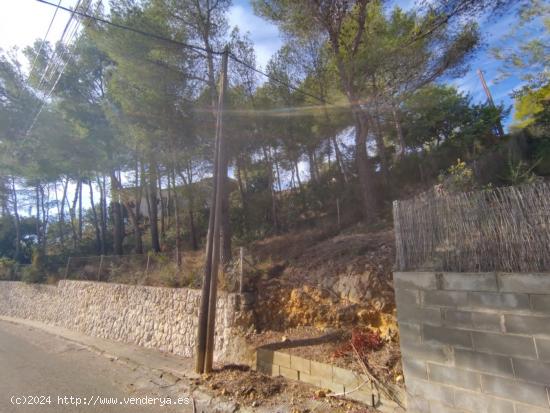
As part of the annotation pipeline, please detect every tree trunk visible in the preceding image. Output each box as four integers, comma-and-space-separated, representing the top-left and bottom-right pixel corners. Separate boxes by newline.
78, 179, 83, 241
110, 173, 124, 255
353, 111, 377, 222
148, 159, 161, 253
392, 103, 406, 159
370, 111, 390, 184
40, 184, 48, 252
97, 175, 107, 253
10, 177, 21, 261
69, 180, 79, 249
263, 147, 279, 233
35, 184, 41, 247
59, 177, 69, 250
89, 180, 102, 255
171, 168, 182, 268
158, 169, 165, 244
235, 157, 249, 232
331, 136, 347, 183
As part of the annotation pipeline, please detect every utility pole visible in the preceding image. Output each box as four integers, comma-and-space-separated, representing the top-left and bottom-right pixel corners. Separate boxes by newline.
477, 69, 505, 138
195, 46, 229, 374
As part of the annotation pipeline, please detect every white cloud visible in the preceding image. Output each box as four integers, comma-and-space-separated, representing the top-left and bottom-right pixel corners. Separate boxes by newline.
227, 4, 282, 70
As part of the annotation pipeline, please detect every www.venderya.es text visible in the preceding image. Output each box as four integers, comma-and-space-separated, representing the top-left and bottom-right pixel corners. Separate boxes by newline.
10, 395, 191, 407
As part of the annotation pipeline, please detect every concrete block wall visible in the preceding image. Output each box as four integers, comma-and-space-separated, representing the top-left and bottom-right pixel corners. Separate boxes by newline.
255, 348, 405, 412
395, 272, 550, 413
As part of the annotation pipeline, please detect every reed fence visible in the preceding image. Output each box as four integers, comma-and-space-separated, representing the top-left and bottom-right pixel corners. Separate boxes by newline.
393, 182, 550, 272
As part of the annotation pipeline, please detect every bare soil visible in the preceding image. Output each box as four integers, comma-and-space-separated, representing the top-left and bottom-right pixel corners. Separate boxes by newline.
200, 365, 377, 412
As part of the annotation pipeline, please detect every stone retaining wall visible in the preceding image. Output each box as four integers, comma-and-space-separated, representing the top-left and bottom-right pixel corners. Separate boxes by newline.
395, 271, 550, 413
0, 280, 240, 361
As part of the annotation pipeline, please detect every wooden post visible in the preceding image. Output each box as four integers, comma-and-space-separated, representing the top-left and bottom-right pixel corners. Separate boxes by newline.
97, 254, 104, 281
196, 46, 229, 374
64, 256, 71, 279
204, 46, 229, 373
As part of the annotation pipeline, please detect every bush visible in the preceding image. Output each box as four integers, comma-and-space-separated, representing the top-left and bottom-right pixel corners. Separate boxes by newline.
21, 249, 46, 284
0, 258, 18, 281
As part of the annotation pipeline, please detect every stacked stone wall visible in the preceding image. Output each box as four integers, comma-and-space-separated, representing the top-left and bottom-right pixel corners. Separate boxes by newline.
0, 280, 240, 360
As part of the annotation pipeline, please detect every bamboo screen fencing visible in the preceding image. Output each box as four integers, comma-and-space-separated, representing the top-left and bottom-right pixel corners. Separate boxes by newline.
393, 182, 550, 272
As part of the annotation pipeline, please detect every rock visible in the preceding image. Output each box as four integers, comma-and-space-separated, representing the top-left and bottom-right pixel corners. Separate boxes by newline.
314, 390, 327, 398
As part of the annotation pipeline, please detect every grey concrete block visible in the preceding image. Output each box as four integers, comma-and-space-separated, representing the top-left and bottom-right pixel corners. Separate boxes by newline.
505, 314, 550, 337
531, 294, 550, 314
298, 371, 321, 386
442, 272, 498, 292
536, 338, 550, 361
257, 362, 279, 376
319, 378, 344, 394
515, 403, 550, 413
401, 341, 455, 364
428, 363, 481, 391
513, 358, 550, 385
472, 312, 503, 332
472, 331, 537, 359
399, 322, 422, 346
310, 360, 332, 380
454, 388, 515, 413
481, 374, 550, 407
272, 351, 291, 368
279, 365, 298, 380
406, 396, 430, 413
397, 305, 442, 326
257, 348, 274, 364
394, 272, 438, 290
454, 349, 514, 377
468, 292, 530, 311
290, 355, 311, 374
423, 291, 468, 308
406, 378, 455, 405
395, 288, 420, 307
402, 358, 428, 380
332, 365, 361, 386
428, 400, 463, 413
443, 310, 501, 332
423, 325, 472, 348
498, 273, 550, 294
443, 309, 473, 329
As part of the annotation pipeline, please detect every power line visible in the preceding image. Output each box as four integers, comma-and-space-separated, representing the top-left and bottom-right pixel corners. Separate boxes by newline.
28, 0, 63, 80
34, 0, 327, 104
227, 52, 326, 103
25, 0, 95, 136
35, 0, 222, 56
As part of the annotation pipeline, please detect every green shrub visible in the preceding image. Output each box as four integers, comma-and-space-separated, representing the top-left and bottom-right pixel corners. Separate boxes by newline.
21, 249, 46, 284
0, 258, 17, 281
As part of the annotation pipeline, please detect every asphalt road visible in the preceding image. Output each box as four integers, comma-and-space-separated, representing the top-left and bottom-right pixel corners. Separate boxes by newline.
0, 321, 193, 413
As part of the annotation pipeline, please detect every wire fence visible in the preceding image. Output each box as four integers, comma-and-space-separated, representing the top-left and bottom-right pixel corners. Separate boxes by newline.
65, 254, 169, 283
393, 182, 550, 272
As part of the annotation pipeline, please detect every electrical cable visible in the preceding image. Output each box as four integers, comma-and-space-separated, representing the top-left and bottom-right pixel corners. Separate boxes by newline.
25, 0, 96, 136
34, 0, 327, 104
28, 0, 63, 80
